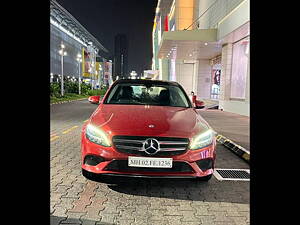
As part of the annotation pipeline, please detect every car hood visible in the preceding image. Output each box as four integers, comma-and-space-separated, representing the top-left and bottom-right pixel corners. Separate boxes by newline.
89, 104, 210, 138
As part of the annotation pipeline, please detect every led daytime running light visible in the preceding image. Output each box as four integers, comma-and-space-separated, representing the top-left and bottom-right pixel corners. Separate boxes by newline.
190, 129, 214, 150
86, 124, 111, 147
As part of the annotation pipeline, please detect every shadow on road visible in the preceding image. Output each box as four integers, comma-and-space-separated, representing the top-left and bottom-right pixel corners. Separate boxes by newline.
50, 215, 115, 225
85, 175, 249, 204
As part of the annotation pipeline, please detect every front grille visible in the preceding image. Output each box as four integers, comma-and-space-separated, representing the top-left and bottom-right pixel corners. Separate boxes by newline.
104, 160, 194, 173
112, 136, 189, 156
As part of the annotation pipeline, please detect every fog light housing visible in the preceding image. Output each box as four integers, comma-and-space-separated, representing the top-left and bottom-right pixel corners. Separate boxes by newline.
196, 158, 213, 171
84, 155, 105, 166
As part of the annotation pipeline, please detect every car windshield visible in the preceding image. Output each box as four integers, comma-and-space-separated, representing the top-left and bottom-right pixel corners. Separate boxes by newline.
104, 83, 191, 108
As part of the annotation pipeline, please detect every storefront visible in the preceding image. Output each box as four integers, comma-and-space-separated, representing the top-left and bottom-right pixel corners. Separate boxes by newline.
230, 37, 249, 100
210, 55, 222, 99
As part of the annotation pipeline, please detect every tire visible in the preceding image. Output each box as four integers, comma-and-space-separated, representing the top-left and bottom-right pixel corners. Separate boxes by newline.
197, 174, 212, 182
82, 169, 96, 181
81, 169, 111, 183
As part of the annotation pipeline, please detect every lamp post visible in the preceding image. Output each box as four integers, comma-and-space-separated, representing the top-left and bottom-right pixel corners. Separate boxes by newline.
59, 43, 67, 96
76, 53, 82, 95
91, 61, 95, 90
99, 64, 102, 88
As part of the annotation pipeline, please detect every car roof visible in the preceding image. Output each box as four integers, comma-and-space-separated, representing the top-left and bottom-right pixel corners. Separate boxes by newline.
113, 79, 180, 86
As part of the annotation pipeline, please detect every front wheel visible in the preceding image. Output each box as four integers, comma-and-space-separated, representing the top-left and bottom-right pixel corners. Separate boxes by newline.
82, 169, 97, 181
197, 174, 212, 182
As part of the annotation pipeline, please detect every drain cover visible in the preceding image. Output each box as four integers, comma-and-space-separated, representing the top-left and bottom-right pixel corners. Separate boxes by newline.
213, 168, 250, 181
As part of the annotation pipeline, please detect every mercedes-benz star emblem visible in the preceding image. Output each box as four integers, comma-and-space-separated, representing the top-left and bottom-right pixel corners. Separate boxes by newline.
143, 138, 160, 155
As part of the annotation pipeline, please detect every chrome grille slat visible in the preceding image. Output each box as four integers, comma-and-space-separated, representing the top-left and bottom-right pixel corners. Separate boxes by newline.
115, 146, 186, 152
115, 145, 143, 151
113, 139, 144, 144
160, 148, 186, 151
159, 142, 189, 145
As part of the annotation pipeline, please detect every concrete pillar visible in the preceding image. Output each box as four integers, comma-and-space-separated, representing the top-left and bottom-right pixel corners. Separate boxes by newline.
219, 43, 233, 102
245, 52, 250, 103
196, 59, 211, 99
161, 58, 169, 81
192, 60, 199, 93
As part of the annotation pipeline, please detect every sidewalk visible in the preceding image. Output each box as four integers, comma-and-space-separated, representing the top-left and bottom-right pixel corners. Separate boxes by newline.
199, 108, 250, 162
202, 99, 219, 109
199, 109, 249, 151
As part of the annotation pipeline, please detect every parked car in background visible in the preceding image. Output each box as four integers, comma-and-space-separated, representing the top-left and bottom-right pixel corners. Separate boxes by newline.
88, 95, 100, 104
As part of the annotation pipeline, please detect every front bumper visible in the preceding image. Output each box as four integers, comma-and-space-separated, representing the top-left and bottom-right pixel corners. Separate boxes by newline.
81, 133, 216, 178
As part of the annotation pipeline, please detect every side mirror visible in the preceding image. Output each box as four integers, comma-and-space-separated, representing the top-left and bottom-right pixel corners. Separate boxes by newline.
195, 100, 205, 109
96, 96, 101, 105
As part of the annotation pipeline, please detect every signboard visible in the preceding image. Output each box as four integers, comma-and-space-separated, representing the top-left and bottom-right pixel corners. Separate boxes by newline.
82, 48, 96, 78
104, 61, 113, 86
144, 70, 159, 79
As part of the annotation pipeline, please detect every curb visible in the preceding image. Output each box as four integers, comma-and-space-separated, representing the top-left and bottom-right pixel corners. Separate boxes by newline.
207, 104, 219, 109
216, 134, 250, 163
50, 98, 88, 106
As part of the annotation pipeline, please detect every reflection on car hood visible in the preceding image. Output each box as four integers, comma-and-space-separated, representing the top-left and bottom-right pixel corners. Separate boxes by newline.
90, 104, 210, 138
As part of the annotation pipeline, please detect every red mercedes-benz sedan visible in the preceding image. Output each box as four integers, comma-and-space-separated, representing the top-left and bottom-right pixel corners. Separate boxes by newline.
81, 79, 216, 181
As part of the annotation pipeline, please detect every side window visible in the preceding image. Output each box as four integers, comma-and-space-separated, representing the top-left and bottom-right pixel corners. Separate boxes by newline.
132, 85, 142, 97
169, 87, 189, 107
106, 85, 121, 102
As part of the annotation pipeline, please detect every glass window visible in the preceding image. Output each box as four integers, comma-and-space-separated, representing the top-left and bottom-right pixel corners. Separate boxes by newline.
230, 37, 249, 99
105, 83, 190, 108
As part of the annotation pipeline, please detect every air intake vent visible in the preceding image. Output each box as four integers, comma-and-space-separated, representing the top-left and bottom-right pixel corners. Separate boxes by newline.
213, 168, 250, 181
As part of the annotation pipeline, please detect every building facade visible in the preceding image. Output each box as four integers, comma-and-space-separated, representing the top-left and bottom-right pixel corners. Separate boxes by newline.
152, 0, 249, 116
50, 0, 109, 87
50, 24, 84, 78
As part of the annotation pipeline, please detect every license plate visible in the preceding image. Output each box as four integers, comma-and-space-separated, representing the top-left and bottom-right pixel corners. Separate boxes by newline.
128, 156, 173, 168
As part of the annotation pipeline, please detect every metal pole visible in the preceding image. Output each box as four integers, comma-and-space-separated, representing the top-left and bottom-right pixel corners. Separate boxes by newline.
98, 63, 101, 88
61, 54, 64, 96
78, 61, 81, 95
92, 52, 95, 90
91, 60, 94, 90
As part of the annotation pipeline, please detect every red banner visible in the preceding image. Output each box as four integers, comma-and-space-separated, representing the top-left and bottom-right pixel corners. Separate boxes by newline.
164, 15, 168, 31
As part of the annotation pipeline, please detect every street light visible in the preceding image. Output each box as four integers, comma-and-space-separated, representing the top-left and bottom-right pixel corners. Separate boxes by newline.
59, 43, 67, 96
76, 53, 82, 94
91, 61, 95, 90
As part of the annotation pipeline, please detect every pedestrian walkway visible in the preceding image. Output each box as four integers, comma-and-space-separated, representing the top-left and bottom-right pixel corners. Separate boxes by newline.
202, 99, 219, 109
199, 109, 250, 152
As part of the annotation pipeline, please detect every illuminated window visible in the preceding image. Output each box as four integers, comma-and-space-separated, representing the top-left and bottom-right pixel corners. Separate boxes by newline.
230, 37, 249, 99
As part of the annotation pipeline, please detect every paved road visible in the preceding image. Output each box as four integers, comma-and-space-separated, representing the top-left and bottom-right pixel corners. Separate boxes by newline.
199, 110, 250, 151
50, 100, 249, 225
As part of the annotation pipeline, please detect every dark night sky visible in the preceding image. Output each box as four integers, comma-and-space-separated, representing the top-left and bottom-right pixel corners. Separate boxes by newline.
56, 0, 158, 76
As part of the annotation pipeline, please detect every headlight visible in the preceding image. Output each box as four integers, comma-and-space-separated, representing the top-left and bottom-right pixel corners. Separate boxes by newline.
189, 129, 215, 150
85, 124, 111, 147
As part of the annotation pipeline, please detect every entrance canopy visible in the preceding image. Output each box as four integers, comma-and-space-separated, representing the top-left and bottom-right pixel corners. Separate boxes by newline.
158, 29, 222, 60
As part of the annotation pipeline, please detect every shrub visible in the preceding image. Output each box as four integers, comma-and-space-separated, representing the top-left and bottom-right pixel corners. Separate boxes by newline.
64, 81, 79, 94
81, 83, 92, 95
50, 83, 61, 98
50, 80, 108, 97
87, 87, 108, 96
